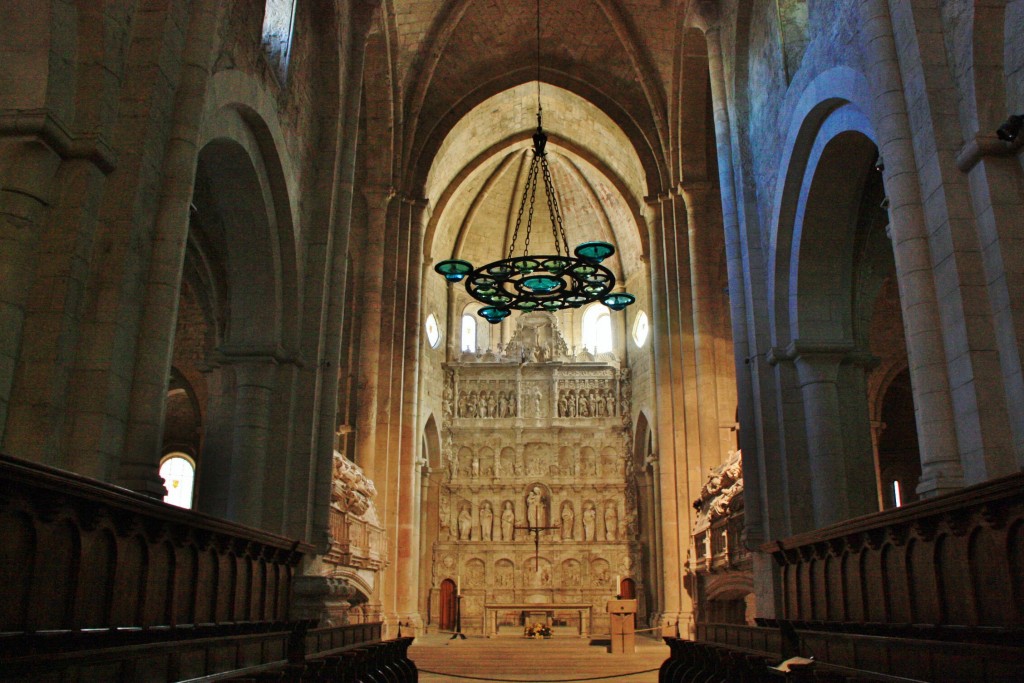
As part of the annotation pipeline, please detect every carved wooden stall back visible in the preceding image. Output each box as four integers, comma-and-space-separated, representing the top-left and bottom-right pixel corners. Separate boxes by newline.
0, 453, 311, 633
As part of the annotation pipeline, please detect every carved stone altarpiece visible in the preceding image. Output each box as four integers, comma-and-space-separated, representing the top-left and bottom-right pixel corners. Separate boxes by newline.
431, 313, 641, 635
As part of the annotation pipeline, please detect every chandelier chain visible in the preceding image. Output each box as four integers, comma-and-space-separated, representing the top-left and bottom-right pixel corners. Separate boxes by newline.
541, 157, 571, 257
506, 155, 539, 261
524, 164, 538, 256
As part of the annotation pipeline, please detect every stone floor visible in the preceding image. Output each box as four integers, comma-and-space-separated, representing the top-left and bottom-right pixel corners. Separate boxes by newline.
408, 633, 669, 682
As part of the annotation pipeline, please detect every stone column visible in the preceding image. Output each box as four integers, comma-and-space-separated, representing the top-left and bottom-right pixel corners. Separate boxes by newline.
859, 0, 991, 494
792, 345, 878, 528
353, 187, 395, 484
224, 357, 278, 529
0, 138, 61, 446
645, 195, 686, 630
195, 363, 234, 518
681, 181, 725, 474
395, 198, 428, 630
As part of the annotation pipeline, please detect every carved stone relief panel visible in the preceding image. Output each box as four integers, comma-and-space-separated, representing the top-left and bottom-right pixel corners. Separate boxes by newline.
429, 315, 641, 635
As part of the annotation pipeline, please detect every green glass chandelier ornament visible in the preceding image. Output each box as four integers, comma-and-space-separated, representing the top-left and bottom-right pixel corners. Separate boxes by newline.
433, 2, 634, 323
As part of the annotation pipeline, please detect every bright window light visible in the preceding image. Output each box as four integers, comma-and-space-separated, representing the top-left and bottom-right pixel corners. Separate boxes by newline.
632, 310, 649, 348
582, 304, 613, 354
892, 480, 902, 507
425, 313, 441, 348
461, 314, 477, 352
160, 454, 195, 509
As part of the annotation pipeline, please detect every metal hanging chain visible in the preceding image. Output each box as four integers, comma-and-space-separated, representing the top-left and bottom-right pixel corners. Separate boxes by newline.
541, 156, 571, 256
506, 155, 541, 261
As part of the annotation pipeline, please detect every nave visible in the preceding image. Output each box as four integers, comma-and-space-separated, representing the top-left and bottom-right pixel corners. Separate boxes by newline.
410, 633, 669, 683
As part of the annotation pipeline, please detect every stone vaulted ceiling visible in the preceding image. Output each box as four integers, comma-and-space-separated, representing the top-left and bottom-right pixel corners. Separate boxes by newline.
375, 0, 687, 283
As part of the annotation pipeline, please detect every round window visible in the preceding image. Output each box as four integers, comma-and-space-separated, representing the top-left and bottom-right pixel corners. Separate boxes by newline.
425, 313, 441, 348
632, 310, 649, 348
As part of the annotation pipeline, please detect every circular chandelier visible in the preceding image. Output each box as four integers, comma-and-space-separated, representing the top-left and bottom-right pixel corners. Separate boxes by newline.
433, 1, 635, 325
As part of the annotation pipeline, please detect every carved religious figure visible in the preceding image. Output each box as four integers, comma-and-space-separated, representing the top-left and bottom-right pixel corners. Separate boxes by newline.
560, 502, 575, 540
583, 503, 597, 541
439, 494, 451, 539
458, 506, 472, 540
479, 501, 493, 541
604, 503, 618, 541
579, 392, 590, 417
471, 455, 480, 478
448, 450, 459, 481
501, 501, 515, 541
526, 486, 546, 529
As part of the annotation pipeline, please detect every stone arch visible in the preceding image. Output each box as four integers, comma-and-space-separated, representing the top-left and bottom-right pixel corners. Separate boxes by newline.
770, 93, 897, 528
182, 115, 298, 528
422, 413, 442, 469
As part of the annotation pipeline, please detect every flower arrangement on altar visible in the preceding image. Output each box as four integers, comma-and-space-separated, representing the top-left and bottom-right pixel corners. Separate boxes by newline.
524, 622, 552, 638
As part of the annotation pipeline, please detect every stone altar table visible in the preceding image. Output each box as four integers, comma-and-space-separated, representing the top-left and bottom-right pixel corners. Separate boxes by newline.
484, 603, 593, 638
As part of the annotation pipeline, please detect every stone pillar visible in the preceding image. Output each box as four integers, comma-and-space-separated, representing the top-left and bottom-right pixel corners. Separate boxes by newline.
3, 157, 107, 467
0, 138, 61, 446
645, 195, 685, 630
959, 142, 1024, 471
791, 346, 876, 528
224, 358, 277, 528
354, 188, 394, 485
681, 181, 725, 474
860, 0, 1001, 494
195, 364, 234, 518
395, 198, 428, 630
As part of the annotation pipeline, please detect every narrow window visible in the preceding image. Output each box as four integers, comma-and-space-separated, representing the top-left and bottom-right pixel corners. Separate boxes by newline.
582, 304, 613, 354
892, 480, 902, 508
262, 0, 297, 82
632, 310, 650, 348
461, 314, 477, 353
425, 313, 441, 348
160, 454, 196, 509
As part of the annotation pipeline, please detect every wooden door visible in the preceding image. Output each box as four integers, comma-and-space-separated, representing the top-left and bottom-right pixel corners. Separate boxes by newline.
439, 579, 457, 631
620, 577, 636, 599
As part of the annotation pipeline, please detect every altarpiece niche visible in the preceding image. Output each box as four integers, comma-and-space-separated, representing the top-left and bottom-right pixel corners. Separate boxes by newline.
429, 313, 642, 636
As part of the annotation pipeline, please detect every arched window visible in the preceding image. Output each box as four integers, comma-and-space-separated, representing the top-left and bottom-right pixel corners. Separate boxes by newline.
160, 453, 196, 509
632, 310, 650, 348
461, 314, 477, 352
582, 304, 613, 354
425, 313, 441, 348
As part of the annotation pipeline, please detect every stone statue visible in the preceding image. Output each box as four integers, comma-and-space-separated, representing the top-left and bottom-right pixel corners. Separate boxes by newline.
583, 504, 597, 541
604, 503, 618, 541
471, 455, 480, 478
448, 450, 459, 481
558, 393, 568, 417
579, 392, 590, 417
457, 393, 467, 417
439, 493, 451, 539
501, 501, 515, 540
560, 502, 574, 540
480, 501, 493, 541
527, 486, 546, 528
458, 506, 472, 540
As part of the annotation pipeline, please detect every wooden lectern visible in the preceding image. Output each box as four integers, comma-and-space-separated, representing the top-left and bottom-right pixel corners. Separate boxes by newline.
606, 599, 637, 654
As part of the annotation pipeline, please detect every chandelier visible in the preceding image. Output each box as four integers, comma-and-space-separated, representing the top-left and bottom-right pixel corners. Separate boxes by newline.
433, 0, 635, 325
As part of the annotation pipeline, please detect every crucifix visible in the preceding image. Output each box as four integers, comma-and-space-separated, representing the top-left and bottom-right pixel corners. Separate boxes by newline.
514, 519, 561, 574
516, 486, 560, 574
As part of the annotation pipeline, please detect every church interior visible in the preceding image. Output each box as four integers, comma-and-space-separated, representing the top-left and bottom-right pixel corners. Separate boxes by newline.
0, 0, 1022, 681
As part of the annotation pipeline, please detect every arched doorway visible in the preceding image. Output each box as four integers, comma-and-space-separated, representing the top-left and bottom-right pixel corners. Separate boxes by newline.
620, 577, 637, 600
438, 578, 457, 631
